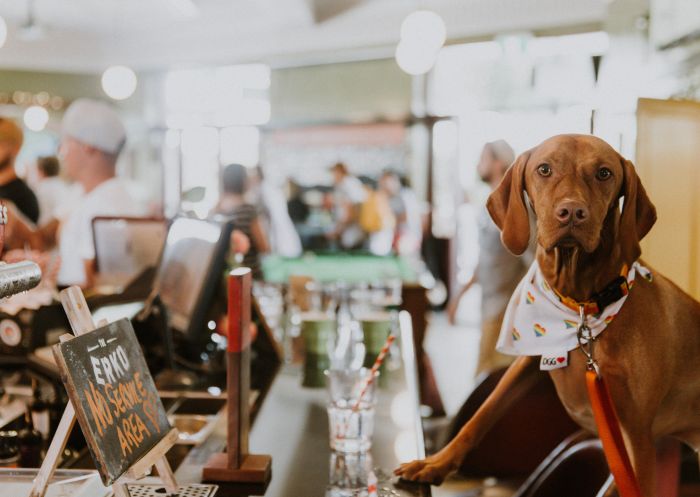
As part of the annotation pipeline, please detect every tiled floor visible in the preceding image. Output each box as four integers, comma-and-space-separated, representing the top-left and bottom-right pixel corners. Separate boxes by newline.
424, 286, 483, 417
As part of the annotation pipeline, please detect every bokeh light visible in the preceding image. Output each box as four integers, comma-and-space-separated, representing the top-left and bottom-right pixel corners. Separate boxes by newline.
24, 106, 49, 131
101, 65, 138, 100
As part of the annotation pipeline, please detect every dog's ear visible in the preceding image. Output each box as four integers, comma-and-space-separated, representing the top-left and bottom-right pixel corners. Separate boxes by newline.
619, 159, 657, 263
487, 151, 530, 255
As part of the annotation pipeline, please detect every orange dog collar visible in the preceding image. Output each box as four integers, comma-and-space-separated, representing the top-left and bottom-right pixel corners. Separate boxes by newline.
550, 265, 630, 316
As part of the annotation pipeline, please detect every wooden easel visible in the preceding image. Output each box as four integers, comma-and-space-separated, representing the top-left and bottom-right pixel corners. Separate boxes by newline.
202, 268, 271, 483
29, 286, 179, 497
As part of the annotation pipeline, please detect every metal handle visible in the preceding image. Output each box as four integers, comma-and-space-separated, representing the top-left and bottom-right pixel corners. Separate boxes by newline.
577, 305, 600, 376
0, 260, 42, 299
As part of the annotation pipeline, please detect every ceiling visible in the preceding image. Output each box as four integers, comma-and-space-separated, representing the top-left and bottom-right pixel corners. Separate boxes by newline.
0, 0, 611, 73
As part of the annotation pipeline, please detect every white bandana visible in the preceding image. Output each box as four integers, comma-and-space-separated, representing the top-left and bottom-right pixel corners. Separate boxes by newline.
496, 261, 651, 370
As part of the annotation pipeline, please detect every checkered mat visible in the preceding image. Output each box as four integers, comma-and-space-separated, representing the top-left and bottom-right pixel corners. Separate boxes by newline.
125, 484, 218, 497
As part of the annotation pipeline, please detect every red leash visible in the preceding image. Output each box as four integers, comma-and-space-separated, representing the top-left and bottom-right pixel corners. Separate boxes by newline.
586, 370, 642, 497
578, 306, 642, 497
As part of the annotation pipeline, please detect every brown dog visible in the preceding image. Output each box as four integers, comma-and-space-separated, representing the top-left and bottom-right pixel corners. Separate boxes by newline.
395, 134, 700, 496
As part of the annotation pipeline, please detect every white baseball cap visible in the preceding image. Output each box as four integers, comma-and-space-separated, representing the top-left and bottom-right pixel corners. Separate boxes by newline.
61, 98, 126, 155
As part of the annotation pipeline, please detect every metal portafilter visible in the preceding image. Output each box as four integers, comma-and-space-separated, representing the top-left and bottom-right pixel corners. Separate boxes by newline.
0, 261, 42, 299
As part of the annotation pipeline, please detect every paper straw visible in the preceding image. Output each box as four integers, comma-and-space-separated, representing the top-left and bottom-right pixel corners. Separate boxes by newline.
335, 333, 395, 441
352, 334, 395, 411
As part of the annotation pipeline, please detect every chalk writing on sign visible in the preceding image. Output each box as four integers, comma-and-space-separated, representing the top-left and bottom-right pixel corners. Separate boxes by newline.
54, 318, 171, 485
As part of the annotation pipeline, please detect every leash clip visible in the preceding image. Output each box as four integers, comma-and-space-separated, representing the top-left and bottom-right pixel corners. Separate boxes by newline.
577, 305, 600, 377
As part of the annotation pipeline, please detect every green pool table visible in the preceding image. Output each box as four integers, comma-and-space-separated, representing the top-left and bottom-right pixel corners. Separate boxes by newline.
261, 253, 420, 285
260, 252, 445, 416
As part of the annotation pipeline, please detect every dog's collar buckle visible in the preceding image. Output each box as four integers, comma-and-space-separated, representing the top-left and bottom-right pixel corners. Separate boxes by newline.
592, 275, 629, 315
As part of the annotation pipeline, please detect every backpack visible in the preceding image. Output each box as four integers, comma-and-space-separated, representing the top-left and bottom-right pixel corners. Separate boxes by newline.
359, 191, 384, 233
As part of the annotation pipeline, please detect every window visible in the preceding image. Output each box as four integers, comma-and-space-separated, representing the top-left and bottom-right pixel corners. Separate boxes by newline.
162, 64, 270, 216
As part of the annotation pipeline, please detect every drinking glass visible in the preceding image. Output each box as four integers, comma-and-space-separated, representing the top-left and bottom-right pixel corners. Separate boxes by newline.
326, 451, 374, 497
325, 368, 378, 453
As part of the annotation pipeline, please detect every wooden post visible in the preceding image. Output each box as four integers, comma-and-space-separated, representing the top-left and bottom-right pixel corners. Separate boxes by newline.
202, 268, 272, 483
30, 286, 179, 497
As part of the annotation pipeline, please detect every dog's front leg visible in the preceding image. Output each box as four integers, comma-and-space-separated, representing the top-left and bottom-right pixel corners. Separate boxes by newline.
622, 428, 657, 497
394, 355, 539, 484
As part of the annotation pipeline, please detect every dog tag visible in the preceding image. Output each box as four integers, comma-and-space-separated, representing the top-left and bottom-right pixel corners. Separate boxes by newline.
540, 353, 568, 370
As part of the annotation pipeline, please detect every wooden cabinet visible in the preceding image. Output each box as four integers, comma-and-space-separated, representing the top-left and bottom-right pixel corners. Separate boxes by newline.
636, 98, 700, 300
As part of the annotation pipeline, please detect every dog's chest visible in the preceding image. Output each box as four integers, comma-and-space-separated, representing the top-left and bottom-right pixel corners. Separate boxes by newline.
547, 353, 597, 432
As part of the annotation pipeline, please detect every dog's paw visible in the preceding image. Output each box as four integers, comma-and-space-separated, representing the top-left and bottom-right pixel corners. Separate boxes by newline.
393, 454, 455, 485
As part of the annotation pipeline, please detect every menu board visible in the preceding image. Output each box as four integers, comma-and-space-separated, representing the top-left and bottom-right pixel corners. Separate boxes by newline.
53, 318, 171, 485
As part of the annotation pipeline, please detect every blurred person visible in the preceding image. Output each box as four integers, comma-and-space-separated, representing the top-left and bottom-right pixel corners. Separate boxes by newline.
56, 99, 141, 288
397, 174, 424, 254
446, 140, 532, 375
358, 175, 395, 256
57, 99, 144, 288
380, 169, 423, 256
7, 99, 142, 288
245, 165, 264, 207
249, 166, 302, 258
0, 118, 40, 223
230, 228, 251, 257
287, 180, 310, 225
327, 162, 366, 250
212, 163, 270, 278
34, 155, 73, 225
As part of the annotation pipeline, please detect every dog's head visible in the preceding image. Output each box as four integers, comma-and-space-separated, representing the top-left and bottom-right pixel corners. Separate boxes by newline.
486, 134, 657, 264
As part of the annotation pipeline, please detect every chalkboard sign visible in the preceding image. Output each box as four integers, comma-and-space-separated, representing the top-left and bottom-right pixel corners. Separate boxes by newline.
53, 318, 171, 485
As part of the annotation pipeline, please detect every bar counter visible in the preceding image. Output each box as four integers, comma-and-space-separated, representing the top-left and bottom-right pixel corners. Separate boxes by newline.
172, 315, 434, 496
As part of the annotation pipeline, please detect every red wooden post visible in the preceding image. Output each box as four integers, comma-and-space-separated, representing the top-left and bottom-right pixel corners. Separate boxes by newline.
227, 266, 251, 469
202, 268, 272, 483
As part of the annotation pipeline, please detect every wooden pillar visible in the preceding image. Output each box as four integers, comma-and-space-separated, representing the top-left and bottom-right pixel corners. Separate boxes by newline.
202, 268, 272, 483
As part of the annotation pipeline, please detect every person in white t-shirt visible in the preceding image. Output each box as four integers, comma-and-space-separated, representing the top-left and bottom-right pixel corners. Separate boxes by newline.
379, 169, 424, 256
7, 98, 141, 288
57, 99, 144, 287
247, 166, 302, 258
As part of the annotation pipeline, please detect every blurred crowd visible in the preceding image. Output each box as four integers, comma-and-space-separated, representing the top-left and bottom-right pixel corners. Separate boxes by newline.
326, 162, 423, 257
0, 99, 534, 384
0, 100, 425, 293
209, 160, 425, 277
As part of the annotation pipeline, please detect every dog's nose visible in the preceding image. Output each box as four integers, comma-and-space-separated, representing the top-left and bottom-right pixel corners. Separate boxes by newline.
555, 201, 589, 226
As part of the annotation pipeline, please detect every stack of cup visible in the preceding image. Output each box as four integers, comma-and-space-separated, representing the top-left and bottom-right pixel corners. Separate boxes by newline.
358, 311, 393, 384
301, 312, 336, 388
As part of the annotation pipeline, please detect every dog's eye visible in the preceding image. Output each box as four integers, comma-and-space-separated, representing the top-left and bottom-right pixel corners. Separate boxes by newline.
536, 164, 552, 177
596, 167, 612, 181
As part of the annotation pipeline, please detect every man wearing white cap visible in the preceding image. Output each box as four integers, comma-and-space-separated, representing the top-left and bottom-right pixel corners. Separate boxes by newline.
8, 98, 141, 288
56, 98, 142, 287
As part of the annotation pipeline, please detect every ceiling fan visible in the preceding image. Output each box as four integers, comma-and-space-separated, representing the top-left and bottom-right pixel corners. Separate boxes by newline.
17, 0, 45, 41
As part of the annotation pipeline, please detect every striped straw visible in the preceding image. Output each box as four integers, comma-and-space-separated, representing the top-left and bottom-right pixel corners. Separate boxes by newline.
352, 334, 395, 411
335, 334, 396, 440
